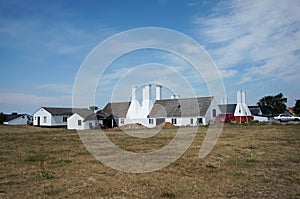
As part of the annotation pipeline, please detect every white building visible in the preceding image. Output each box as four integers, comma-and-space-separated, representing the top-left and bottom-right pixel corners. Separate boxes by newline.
147, 96, 216, 127
33, 107, 73, 127
3, 113, 32, 125
99, 84, 219, 128
234, 90, 253, 123
67, 109, 98, 130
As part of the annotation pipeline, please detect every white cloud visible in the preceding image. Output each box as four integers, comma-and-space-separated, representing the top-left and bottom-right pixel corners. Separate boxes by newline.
220, 69, 238, 78
195, 0, 300, 84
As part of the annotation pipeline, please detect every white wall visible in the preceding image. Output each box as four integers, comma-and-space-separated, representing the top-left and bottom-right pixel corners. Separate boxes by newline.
67, 113, 97, 130
123, 118, 156, 128
253, 115, 272, 122
52, 115, 67, 126
33, 108, 69, 126
33, 108, 52, 126
68, 113, 83, 130
166, 117, 206, 126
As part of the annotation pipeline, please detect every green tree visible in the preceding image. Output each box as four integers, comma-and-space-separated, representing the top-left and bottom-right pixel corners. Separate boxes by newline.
294, 100, 300, 115
0, 112, 7, 124
257, 93, 287, 115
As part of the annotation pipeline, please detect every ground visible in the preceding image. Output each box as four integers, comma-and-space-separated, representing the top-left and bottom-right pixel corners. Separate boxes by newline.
0, 124, 299, 198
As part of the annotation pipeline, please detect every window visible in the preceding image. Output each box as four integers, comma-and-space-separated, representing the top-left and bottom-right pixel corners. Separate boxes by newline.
120, 118, 124, 124
212, 109, 217, 117
149, 118, 154, 124
43, 116, 47, 123
190, 118, 193, 124
171, 118, 177, 124
63, 117, 67, 122
78, 120, 82, 126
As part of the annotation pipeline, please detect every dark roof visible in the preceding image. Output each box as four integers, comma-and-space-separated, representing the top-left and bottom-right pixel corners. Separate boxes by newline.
72, 109, 94, 118
248, 106, 262, 115
4, 114, 29, 122
218, 104, 236, 114
71, 109, 97, 122
41, 107, 94, 116
83, 114, 98, 122
99, 102, 131, 119
149, 97, 213, 118
42, 107, 73, 115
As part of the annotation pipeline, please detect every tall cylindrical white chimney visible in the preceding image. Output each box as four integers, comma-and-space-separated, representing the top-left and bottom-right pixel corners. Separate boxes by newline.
242, 90, 246, 104
132, 85, 137, 101
237, 90, 242, 104
156, 85, 162, 100
143, 84, 151, 102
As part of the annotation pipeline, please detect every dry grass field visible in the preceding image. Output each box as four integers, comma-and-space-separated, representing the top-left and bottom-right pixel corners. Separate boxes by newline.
0, 124, 299, 198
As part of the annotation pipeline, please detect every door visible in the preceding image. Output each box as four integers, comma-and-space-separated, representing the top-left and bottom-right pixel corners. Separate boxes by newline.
37, 116, 40, 126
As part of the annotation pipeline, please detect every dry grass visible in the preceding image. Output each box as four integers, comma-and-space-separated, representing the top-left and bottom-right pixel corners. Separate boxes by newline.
0, 124, 299, 198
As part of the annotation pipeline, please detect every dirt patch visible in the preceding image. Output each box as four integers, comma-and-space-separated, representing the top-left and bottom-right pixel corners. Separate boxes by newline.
156, 122, 176, 128
115, 123, 146, 130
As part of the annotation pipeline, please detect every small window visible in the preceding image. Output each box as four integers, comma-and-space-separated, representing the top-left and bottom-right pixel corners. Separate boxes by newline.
63, 117, 67, 122
78, 120, 82, 126
190, 118, 193, 124
149, 118, 154, 124
120, 118, 124, 124
171, 118, 177, 124
43, 116, 47, 123
212, 109, 217, 117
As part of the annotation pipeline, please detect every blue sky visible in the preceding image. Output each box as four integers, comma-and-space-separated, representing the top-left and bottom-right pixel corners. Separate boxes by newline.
0, 0, 299, 114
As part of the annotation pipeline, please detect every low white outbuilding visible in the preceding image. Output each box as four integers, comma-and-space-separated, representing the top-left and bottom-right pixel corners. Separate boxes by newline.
67, 109, 98, 130
3, 113, 32, 125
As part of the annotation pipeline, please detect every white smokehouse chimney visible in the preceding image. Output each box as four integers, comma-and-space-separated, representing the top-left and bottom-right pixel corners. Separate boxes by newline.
132, 85, 137, 101
242, 90, 246, 104
142, 84, 152, 115
156, 85, 162, 100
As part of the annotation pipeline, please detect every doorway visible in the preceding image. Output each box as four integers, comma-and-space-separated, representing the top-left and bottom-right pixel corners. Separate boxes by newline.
37, 116, 40, 126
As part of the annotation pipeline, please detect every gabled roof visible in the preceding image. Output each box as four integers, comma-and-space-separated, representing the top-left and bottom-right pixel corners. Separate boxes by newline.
83, 114, 97, 122
71, 109, 97, 122
72, 109, 94, 118
99, 102, 131, 119
248, 106, 262, 115
4, 114, 30, 122
41, 107, 73, 115
218, 104, 236, 114
38, 107, 93, 116
149, 97, 213, 118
